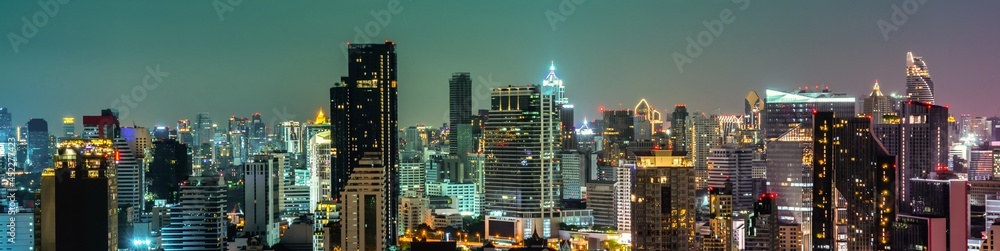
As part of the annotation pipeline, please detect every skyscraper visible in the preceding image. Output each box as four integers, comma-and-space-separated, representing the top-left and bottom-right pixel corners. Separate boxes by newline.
898, 102, 948, 212
449, 72, 472, 155
745, 193, 778, 251
250, 113, 266, 154
244, 153, 283, 246
765, 123, 813, 241
160, 172, 227, 251
707, 145, 754, 215
340, 154, 387, 251
691, 113, 722, 189
906, 52, 936, 104
630, 150, 695, 250
745, 91, 764, 130
601, 109, 635, 166
146, 139, 191, 206
763, 88, 856, 141
705, 183, 734, 251
308, 130, 332, 210
863, 81, 893, 122
195, 112, 213, 147
40, 138, 119, 251
26, 118, 50, 172
812, 112, 895, 250
483, 84, 562, 239
61, 117, 74, 138
893, 170, 968, 251
0, 108, 11, 142
671, 105, 689, 153
330, 41, 399, 242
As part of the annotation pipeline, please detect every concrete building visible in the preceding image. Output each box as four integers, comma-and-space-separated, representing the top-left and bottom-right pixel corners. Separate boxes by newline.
340, 154, 388, 251
630, 150, 695, 250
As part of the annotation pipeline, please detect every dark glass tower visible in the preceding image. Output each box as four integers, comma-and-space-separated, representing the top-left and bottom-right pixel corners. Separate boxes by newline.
26, 118, 51, 172
897, 102, 948, 212
330, 41, 398, 242
671, 105, 689, 153
41, 138, 119, 251
147, 139, 192, 206
449, 72, 472, 155
0, 108, 11, 142
812, 112, 896, 250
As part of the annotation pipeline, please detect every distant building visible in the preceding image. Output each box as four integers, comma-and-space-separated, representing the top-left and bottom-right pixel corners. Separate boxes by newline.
763, 88, 856, 141
26, 118, 50, 172
161, 172, 227, 251
863, 81, 893, 122
706, 145, 754, 215
905, 52, 936, 104
630, 150, 695, 250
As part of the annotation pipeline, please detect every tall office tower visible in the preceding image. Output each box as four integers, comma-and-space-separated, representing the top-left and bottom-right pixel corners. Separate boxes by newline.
244, 153, 284, 246
177, 119, 195, 147
745, 193, 778, 251
893, 170, 968, 250
898, 102, 948, 212
26, 118, 50, 172
602, 110, 635, 166
117, 127, 147, 215
630, 150, 695, 250
765, 123, 813, 241
906, 52, 936, 104
615, 160, 633, 237
302, 110, 330, 166
152, 126, 170, 140
704, 183, 734, 251
706, 145, 754, 215
61, 117, 74, 138
160, 172, 227, 251
671, 105, 689, 153
250, 113, 266, 153
341, 154, 387, 251
561, 105, 577, 150
403, 126, 423, 152
147, 139, 191, 206
745, 91, 764, 130
308, 131, 332, 210
195, 112, 213, 146
763, 88, 856, 141
330, 42, 399, 242
399, 161, 425, 198
863, 81, 893, 122
561, 150, 582, 200
278, 121, 302, 155
449, 72, 473, 155
691, 113, 721, 190
483, 85, 562, 240
812, 112, 896, 250
40, 138, 118, 251
776, 222, 804, 251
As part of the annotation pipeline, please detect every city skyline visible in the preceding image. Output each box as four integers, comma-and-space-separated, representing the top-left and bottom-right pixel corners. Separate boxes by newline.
4, 1, 1000, 132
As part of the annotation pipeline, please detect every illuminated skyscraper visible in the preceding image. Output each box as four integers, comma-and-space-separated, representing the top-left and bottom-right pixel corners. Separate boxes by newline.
763, 88, 856, 141
863, 81, 893, 122
160, 172, 227, 251
765, 123, 813, 242
812, 112, 895, 250
483, 84, 562, 240
26, 118, 50, 172
745, 193, 778, 251
340, 154, 387, 251
630, 150, 695, 250
707, 145, 754, 215
704, 183, 733, 251
906, 52, 936, 104
146, 139, 191, 206
250, 113, 266, 153
0, 108, 11, 143
244, 153, 283, 246
195, 112, 213, 147
745, 91, 764, 130
308, 131, 332, 210
330, 41, 399, 242
671, 105, 689, 153
601, 109, 634, 166
898, 102, 948, 212
61, 117, 75, 138
449, 72, 472, 155
40, 138, 119, 251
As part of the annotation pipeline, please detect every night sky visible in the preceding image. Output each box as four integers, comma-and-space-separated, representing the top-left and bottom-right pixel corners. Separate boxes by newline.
3, 1, 1000, 132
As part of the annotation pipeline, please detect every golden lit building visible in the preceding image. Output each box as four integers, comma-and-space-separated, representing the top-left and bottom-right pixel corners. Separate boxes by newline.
630, 150, 695, 250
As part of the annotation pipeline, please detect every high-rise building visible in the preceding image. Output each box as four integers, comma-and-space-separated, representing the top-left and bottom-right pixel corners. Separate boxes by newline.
893, 170, 968, 251
906, 52, 936, 104
704, 183, 734, 251
812, 112, 895, 250
483, 84, 562, 240
765, 123, 813, 240
195, 112, 213, 147
745, 193, 778, 251
308, 131, 332, 210
278, 121, 302, 155
340, 154, 387, 251
40, 138, 119, 251
147, 139, 191, 206
26, 118, 50, 172
177, 119, 195, 147
763, 88, 856, 141
249, 113, 266, 154
561, 150, 582, 200
863, 81, 894, 122
585, 180, 615, 227
601, 109, 635, 166
707, 145, 754, 215
635, 99, 664, 135
244, 153, 283, 246
615, 160, 633, 237
449, 72, 472, 155
630, 150, 695, 250
745, 91, 764, 130
671, 105, 689, 153
691, 113, 721, 189
118, 127, 148, 215
61, 117, 75, 138
898, 102, 949, 211
160, 172, 227, 251
330, 42, 399, 242
0, 108, 11, 143
427, 181, 479, 217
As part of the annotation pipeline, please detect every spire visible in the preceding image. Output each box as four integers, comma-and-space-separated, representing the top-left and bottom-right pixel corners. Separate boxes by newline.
545, 61, 559, 82
870, 80, 884, 97
314, 109, 328, 124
